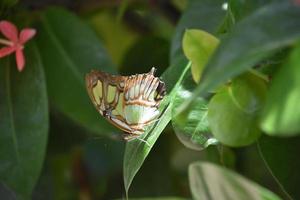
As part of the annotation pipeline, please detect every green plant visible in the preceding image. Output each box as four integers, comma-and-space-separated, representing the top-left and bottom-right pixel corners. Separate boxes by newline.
1, 0, 300, 199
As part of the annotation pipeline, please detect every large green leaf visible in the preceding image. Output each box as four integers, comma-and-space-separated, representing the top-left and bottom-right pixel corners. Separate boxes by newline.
258, 135, 300, 200
123, 58, 190, 195
170, 0, 226, 65
37, 7, 117, 136
189, 162, 282, 200
182, 1, 300, 109
261, 43, 300, 136
208, 73, 267, 147
0, 43, 48, 199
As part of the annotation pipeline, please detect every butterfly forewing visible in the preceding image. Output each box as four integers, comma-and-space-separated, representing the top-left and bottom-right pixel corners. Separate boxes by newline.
86, 68, 166, 140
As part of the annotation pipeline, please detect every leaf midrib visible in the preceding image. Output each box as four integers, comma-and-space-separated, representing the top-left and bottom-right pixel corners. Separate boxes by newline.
5, 62, 21, 163
41, 14, 84, 86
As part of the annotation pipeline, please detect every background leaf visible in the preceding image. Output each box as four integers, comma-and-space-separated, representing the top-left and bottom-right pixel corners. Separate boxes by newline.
261, 43, 300, 136
185, 1, 300, 107
0, 43, 48, 199
258, 135, 300, 200
189, 162, 282, 200
37, 7, 118, 136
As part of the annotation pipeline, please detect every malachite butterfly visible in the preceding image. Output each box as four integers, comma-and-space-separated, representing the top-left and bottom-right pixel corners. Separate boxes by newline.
85, 68, 166, 141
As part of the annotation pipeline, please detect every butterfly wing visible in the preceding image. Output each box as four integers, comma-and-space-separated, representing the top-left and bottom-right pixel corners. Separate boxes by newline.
86, 68, 166, 140
85, 70, 135, 133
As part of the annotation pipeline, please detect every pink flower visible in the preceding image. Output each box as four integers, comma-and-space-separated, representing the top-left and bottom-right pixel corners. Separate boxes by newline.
0, 20, 36, 72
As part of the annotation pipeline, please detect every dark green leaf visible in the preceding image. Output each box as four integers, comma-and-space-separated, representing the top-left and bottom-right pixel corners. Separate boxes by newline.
261, 43, 300, 135
184, 2, 300, 109
208, 73, 267, 147
37, 7, 117, 136
258, 135, 300, 200
189, 162, 281, 200
123, 58, 190, 195
228, 0, 282, 21
0, 43, 48, 199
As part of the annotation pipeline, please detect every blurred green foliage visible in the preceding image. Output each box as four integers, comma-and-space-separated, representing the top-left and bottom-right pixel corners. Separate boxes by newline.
0, 0, 300, 200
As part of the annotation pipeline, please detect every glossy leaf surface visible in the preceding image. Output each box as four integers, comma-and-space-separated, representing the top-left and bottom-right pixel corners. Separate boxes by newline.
0, 44, 48, 199
37, 7, 117, 136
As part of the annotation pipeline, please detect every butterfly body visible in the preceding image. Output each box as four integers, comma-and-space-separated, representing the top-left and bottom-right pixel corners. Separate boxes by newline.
85, 68, 166, 140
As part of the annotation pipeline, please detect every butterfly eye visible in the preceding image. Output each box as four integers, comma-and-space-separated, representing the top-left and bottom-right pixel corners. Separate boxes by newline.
103, 110, 108, 117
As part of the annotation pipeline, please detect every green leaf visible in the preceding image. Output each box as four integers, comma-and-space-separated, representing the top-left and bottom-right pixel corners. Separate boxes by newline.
182, 29, 219, 83
170, 0, 226, 65
37, 7, 118, 135
261, 43, 300, 135
208, 73, 267, 147
171, 72, 218, 151
183, 1, 300, 109
258, 135, 300, 200
189, 162, 282, 200
115, 198, 188, 200
0, 43, 48, 199
228, 0, 281, 21
123, 58, 190, 195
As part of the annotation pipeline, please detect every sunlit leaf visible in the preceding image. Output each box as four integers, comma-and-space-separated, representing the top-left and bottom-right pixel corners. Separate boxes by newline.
182, 29, 219, 83
208, 73, 267, 147
189, 162, 282, 200
261, 43, 300, 135
37, 7, 118, 136
0, 43, 48, 199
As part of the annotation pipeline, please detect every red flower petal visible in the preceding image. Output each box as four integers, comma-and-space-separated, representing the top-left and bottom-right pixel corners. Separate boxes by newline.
20, 28, 36, 44
0, 46, 15, 58
0, 20, 18, 43
16, 49, 25, 72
